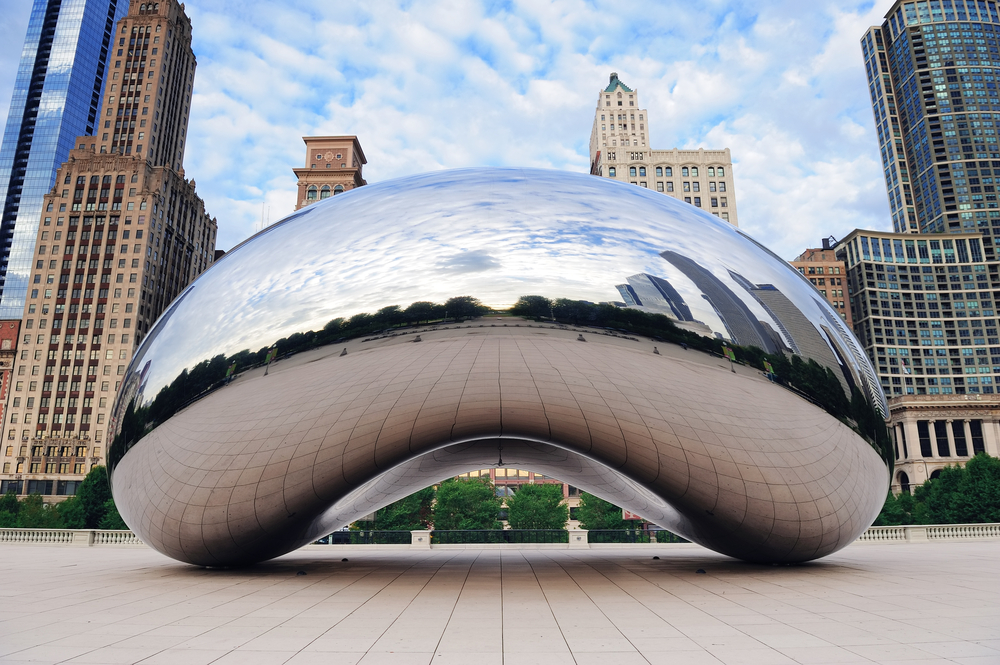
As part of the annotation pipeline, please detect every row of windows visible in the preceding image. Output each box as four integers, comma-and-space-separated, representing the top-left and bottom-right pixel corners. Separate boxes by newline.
305, 185, 345, 201
609, 166, 726, 178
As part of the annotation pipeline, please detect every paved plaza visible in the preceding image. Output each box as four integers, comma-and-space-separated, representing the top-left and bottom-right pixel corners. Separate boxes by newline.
1, 542, 998, 664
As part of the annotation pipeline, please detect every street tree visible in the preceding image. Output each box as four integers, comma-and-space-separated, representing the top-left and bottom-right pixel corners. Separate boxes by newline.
505, 483, 567, 530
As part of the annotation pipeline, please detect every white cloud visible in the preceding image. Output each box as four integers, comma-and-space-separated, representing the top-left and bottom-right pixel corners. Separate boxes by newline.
0, 0, 895, 260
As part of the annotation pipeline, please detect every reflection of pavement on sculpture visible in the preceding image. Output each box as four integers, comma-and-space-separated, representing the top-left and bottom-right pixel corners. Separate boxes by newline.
113, 319, 886, 567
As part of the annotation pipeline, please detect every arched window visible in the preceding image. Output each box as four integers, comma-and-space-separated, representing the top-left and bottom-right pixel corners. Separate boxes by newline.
691, 167, 699, 177
320, 186, 331, 200
929, 469, 942, 480
629, 167, 637, 177
306, 186, 317, 201
664, 167, 672, 177
655, 166, 662, 177
333, 185, 344, 195
608, 167, 616, 177
898, 471, 910, 494
639, 167, 646, 177
682, 167, 689, 177
717, 167, 725, 177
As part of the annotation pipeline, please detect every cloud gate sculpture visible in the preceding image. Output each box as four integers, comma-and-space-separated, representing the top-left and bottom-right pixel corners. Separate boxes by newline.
108, 168, 891, 567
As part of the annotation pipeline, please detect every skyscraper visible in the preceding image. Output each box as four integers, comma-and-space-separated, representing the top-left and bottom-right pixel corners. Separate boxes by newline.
863, 1, 1000, 241
0, 0, 129, 319
0, 0, 217, 500
589, 73, 739, 226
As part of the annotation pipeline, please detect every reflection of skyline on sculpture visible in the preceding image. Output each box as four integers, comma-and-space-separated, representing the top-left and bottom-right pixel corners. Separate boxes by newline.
119, 168, 883, 416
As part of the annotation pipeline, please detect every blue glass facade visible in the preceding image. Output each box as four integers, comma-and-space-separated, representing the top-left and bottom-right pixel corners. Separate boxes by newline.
0, 0, 128, 318
864, 0, 1000, 248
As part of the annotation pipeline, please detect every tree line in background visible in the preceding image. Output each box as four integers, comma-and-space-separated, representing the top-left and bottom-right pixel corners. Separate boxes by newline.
0, 466, 125, 529
875, 453, 1000, 525
360, 476, 633, 532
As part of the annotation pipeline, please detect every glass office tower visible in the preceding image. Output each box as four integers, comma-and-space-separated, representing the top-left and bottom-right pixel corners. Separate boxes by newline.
863, 1, 1000, 243
0, 0, 128, 318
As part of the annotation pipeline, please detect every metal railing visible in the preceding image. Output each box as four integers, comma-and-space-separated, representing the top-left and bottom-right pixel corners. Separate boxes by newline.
313, 530, 411, 545
432, 529, 569, 544
2, 524, 998, 549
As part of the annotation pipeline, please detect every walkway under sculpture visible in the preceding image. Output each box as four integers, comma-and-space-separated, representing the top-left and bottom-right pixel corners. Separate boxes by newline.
1, 542, 998, 664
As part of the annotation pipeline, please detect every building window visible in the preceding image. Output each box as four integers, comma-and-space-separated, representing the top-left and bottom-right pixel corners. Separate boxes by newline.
683, 182, 690, 192
655, 167, 662, 177
333, 185, 344, 194
306, 186, 317, 201
682, 167, 689, 177
320, 186, 331, 199
717, 167, 725, 176
711, 197, 718, 207
608, 167, 616, 177
692, 182, 700, 192
638, 167, 646, 177
656, 182, 664, 192
694, 197, 701, 207
666, 182, 674, 192
629, 167, 636, 177
708, 167, 715, 177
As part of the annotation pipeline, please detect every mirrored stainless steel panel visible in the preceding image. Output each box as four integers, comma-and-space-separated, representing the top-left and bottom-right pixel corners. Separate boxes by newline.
109, 168, 890, 566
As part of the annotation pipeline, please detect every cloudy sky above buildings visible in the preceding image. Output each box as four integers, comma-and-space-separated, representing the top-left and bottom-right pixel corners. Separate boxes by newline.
0, 0, 892, 260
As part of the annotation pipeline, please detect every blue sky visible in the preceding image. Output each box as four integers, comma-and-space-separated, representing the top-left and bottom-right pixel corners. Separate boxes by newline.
0, 0, 892, 260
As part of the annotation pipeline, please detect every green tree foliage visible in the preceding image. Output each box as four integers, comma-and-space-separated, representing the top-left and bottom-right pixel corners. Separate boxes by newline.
54, 496, 86, 528
76, 465, 113, 529
505, 483, 568, 530
576, 492, 630, 530
433, 478, 502, 530
98, 498, 128, 530
510, 295, 553, 319
0, 489, 20, 527
0, 466, 127, 529
371, 487, 435, 530
15, 494, 63, 528
444, 296, 490, 320
875, 454, 1000, 525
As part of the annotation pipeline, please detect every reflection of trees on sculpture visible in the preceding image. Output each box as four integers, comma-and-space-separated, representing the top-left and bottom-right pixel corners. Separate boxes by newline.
111, 293, 890, 479
513, 295, 892, 467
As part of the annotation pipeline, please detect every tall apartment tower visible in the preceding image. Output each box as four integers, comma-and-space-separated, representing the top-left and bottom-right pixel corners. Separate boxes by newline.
0, 0, 129, 320
0, 0, 217, 499
588, 73, 739, 226
863, 1, 1000, 239
293, 136, 366, 210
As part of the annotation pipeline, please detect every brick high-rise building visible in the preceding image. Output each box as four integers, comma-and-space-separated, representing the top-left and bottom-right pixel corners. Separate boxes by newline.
293, 136, 366, 210
589, 73, 739, 226
0, 0, 129, 319
0, 0, 217, 500
792, 245, 853, 327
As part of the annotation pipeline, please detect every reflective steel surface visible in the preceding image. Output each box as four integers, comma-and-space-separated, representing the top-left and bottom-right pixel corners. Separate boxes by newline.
109, 168, 891, 566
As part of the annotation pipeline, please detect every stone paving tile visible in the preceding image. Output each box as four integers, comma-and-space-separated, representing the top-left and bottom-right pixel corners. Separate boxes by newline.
0, 542, 998, 664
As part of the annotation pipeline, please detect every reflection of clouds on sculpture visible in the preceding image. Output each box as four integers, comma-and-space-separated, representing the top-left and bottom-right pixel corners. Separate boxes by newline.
124, 168, 878, 412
